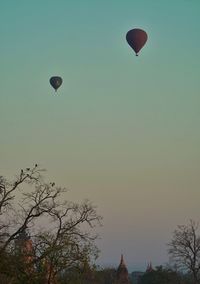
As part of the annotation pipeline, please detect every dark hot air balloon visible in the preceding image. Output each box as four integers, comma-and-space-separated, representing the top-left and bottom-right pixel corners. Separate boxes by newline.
49, 76, 63, 92
126, 28, 148, 56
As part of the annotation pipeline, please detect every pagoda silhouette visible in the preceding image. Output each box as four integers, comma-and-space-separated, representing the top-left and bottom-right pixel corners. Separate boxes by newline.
116, 254, 131, 284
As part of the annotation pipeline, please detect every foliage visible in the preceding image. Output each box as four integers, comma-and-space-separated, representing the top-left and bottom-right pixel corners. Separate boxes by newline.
138, 266, 182, 284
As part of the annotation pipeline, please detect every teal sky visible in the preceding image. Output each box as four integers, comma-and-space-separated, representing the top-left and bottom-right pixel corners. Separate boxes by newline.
1, 0, 200, 270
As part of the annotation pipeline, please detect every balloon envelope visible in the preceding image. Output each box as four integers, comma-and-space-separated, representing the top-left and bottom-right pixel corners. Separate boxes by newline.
126, 29, 148, 56
49, 76, 63, 91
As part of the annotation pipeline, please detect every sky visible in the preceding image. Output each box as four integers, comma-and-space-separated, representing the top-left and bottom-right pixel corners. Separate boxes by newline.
0, 0, 200, 271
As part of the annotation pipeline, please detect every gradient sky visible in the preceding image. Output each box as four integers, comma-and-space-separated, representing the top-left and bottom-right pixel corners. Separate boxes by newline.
0, 0, 200, 271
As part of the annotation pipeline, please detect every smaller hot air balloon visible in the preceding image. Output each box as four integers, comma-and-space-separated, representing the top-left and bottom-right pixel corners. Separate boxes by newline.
49, 76, 63, 92
126, 28, 148, 56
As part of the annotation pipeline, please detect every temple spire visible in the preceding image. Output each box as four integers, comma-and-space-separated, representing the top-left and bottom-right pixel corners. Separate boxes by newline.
146, 261, 154, 272
117, 254, 131, 283
120, 254, 125, 266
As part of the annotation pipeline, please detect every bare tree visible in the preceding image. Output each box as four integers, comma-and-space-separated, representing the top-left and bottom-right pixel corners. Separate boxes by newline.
168, 220, 200, 284
34, 200, 101, 283
0, 165, 61, 252
0, 165, 102, 283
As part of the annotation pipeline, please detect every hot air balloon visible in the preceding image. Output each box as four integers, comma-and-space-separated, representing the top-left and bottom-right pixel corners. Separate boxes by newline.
126, 28, 148, 56
49, 76, 63, 92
